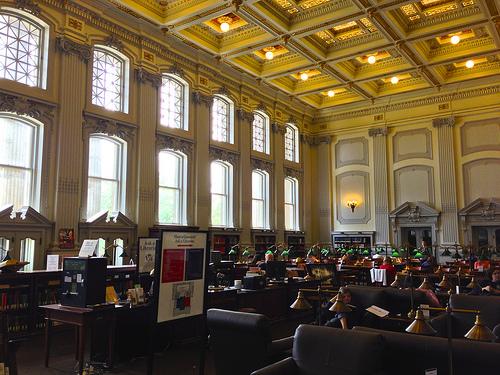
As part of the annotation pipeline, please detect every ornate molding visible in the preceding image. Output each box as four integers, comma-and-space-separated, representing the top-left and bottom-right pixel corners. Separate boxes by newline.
15, 0, 40, 16
312, 135, 331, 145
236, 108, 254, 123
104, 34, 124, 51
271, 122, 286, 135
55, 36, 91, 62
0, 91, 55, 123
209, 146, 239, 166
192, 91, 213, 107
164, 63, 185, 78
368, 127, 388, 137
432, 116, 455, 128
82, 112, 136, 142
284, 167, 302, 180
156, 133, 194, 156
251, 158, 273, 174
214, 86, 231, 98
300, 134, 313, 145
256, 102, 267, 113
135, 68, 162, 87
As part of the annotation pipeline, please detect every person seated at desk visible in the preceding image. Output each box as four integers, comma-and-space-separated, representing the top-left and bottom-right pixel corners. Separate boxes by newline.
420, 255, 436, 272
258, 252, 274, 272
379, 257, 396, 285
474, 257, 491, 271
323, 287, 357, 329
471, 268, 500, 296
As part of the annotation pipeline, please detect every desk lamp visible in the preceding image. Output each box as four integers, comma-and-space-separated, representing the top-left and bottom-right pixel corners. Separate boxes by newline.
441, 247, 452, 257
390, 274, 402, 288
290, 287, 347, 325
118, 245, 129, 259
434, 265, 443, 275
418, 277, 433, 290
465, 277, 479, 290
437, 275, 453, 292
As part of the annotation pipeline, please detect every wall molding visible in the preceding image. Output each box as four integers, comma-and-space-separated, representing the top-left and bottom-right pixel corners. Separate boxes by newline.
55, 36, 91, 62
156, 132, 194, 156
335, 171, 371, 224
393, 128, 433, 163
461, 119, 500, 155
394, 165, 435, 207
82, 111, 136, 143
251, 157, 274, 174
0, 90, 55, 125
209, 146, 239, 166
335, 137, 369, 168
462, 158, 500, 205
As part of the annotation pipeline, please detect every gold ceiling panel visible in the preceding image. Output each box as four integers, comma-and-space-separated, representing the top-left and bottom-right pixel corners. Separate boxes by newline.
112, 0, 499, 110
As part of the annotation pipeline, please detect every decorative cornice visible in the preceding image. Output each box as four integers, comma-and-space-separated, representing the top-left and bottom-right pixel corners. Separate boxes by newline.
432, 116, 455, 128
156, 133, 194, 155
251, 158, 273, 173
256, 102, 267, 114
82, 112, 136, 142
236, 108, 254, 123
272, 122, 286, 135
104, 34, 124, 51
300, 134, 314, 145
164, 63, 185, 78
15, 0, 40, 16
284, 167, 303, 180
312, 135, 331, 145
368, 127, 388, 137
192, 91, 213, 107
55, 36, 91, 62
0, 91, 55, 123
135, 68, 162, 87
209, 146, 239, 166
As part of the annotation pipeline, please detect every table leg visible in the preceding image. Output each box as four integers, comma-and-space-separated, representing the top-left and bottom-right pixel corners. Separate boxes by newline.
107, 314, 116, 368
78, 326, 85, 375
75, 326, 79, 360
44, 318, 52, 367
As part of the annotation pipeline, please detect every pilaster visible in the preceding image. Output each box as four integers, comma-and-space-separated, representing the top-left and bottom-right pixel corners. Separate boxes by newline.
314, 136, 332, 243
272, 123, 286, 243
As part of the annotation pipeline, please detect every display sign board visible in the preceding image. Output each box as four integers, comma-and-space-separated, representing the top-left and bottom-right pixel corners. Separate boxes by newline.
46, 254, 60, 271
79, 239, 98, 257
138, 238, 158, 274
155, 230, 208, 323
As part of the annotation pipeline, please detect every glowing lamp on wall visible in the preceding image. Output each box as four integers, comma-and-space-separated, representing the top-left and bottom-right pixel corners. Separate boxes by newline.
346, 200, 358, 213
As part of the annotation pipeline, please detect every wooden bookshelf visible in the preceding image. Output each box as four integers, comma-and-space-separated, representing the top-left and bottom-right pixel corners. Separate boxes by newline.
285, 232, 306, 258
252, 231, 276, 256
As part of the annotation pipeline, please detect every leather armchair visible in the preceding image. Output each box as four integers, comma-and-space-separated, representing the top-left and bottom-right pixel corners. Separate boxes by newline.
252, 325, 386, 375
430, 294, 500, 340
207, 308, 293, 375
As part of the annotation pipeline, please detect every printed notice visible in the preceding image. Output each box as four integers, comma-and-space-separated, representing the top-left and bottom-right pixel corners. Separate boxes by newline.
79, 239, 98, 257
46, 255, 60, 271
366, 305, 390, 317
161, 249, 185, 283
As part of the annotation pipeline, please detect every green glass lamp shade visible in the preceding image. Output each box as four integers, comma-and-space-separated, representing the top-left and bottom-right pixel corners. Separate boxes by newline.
242, 249, 250, 257
414, 252, 423, 259
281, 250, 289, 257
307, 249, 314, 257
362, 249, 370, 256
340, 249, 346, 255
347, 249, 354, 255
265, 250, 274, 255
228, 249, 237, 255
392, 251, 400, 257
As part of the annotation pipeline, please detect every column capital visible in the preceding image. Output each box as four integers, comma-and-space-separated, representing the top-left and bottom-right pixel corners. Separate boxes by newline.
192, 91, 213, 107
134, 68, 162, 87
312, 135, 331, 145
236, 108, 254, 123
55, 36, 91, 62
432, 116, 455, 128
368, 127, 388, 137
272, 122, 286, 135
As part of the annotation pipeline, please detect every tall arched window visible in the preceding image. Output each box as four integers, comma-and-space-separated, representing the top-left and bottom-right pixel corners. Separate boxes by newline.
284, 177, 299, 231
252, 111, 270, 154
252, 170, 269, 229
160, 74, 189, 130
284, 124, 299, 163
0, 114, 43, 210
91, 46, 129, 113
158, 150, 187, 225
211, 160, 233, 227
0, 8, 49, 88
86, 135, 126, 218
212, 95, 234, 143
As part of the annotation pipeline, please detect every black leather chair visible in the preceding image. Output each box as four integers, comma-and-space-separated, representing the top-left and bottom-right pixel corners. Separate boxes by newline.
251, 325, 386, 375
207, 308, 293, 375
430, 294, 500, 340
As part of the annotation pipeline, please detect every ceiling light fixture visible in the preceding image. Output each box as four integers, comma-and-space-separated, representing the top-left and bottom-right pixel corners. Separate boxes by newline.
450, 35, 460, 45
465, 59, 474, 69
265, 51, 274, 60
367, 55, 376, 64
220, 22, 230, 32
390, 76, 399, 84
300, 72, 309, 81
327, 90, 335, 97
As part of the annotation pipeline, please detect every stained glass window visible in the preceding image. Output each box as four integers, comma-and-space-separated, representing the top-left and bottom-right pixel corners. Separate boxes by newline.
285, 124, 299, 162
252, 112, 269, 154
212, 96, 233, 143
160, 75, 188, 130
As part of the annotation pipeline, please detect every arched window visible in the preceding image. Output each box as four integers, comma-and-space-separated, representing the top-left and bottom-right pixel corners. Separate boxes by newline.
284, 177, 299, 231
252, 170, 269, 229
91, 46, 129, 113
252, 111, 270, 154
0, 114, 43, 210
158, 150, 187, 225
212, 95, 234, 143
160, 74, 189, 130
0, 8, 49, 88
211, 160, 233, 227
86, 135, 126, 219
284, 124, 299, 163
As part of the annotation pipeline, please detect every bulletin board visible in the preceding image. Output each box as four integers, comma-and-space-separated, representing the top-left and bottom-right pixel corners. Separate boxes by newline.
154, 230, 209, 323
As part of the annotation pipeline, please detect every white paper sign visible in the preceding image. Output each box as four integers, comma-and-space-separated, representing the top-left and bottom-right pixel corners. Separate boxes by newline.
79, 239, 98, 257
425, 369, 437, 375
46, 255, 60, 271
420, 304, 430, 319
138, 238, 158, 273
366, 305, 390, 318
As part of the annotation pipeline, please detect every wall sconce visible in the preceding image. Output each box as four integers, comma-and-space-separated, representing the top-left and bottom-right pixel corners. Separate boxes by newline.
346, 200, 358, 212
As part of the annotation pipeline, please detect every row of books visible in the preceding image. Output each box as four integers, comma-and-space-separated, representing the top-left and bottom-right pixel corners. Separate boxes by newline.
6, 316, 29, 333
37, 288, 59, 306
0, 291, 30, 311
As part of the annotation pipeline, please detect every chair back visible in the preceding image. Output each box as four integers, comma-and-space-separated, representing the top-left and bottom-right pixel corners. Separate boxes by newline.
449, 294, 500, 337
207, 308, 271, 375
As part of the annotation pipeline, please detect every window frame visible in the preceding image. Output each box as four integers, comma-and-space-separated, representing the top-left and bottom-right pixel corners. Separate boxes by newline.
284, 177, 300, 231
160, 74, 189, 131
252, 111, 270, 154
251, 169, 269, 229
157, 149, 187, 225
210, 160, 233, 228
284, 123, 300, 163
91, 45, 130, 113
211, 95, 234, 144
86, 134, 127, 219
0, 7, 49, 89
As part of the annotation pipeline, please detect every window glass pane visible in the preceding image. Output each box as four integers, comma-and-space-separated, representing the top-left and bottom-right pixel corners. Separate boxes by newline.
252, 172, 263, 199
284, 179, 293, 203
87, 178, 118, 217
211, 162, 226, 194
252, 113, 266, 153
91, 49, 124, 112
114, 238, 124, 266
284, 126, 296, 162
285, 204, 294, 230
20, 238, 35, 271
211, 194, 227, 227
0, 12, 42, 87
0, 237, 10, 260
252, 199, 264, 228
88, 137, 119, 179
97, 238, 106, 257
159, 151, 179, 188
160, 77, 184, 129
158, 187, 180, 224
212, 97, 229, 142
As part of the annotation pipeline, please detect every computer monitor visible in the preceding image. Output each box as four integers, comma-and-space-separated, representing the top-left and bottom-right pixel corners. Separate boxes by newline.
266, 261, 287, 280
306, 263, 336, 283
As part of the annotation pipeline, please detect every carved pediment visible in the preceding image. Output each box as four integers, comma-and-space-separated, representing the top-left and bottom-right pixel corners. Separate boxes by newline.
82, 211, 136, 228
459, 198, 500, 220
390, 201, 439, 221
0, 205, 52, 227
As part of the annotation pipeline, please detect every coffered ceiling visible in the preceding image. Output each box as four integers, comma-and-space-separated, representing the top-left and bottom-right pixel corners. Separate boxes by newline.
111, 0, 500, 110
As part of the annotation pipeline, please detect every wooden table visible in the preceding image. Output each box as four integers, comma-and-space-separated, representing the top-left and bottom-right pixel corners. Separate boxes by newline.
40, 304, 117, 375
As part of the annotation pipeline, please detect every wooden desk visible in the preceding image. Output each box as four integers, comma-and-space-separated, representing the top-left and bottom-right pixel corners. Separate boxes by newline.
40, 304, 117, 375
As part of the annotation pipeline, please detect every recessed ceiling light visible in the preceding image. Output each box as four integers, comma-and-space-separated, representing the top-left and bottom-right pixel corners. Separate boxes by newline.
367, 55, 376, 64
300, 72, 309, 81
265, 51, 274, 60
220, 22, 230, 32
390, 76, 399, 84
327, 90, 335, 97
450, 35, 460, 45
465, 59, 474, 68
